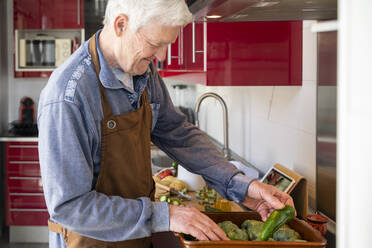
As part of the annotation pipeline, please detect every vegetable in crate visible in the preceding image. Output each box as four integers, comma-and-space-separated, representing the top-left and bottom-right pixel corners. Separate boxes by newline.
273, 227, 302, 241
227, 228, 248, 241
218, 221, 239, 233
217, 221, 248, 241
259, 205, 296, 241
241, 219, 264, 241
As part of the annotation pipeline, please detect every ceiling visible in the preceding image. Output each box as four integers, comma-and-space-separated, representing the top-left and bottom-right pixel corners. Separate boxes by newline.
187, 0, 337, 22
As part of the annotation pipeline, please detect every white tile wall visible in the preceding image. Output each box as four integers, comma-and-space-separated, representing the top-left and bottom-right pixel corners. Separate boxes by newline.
164, 20, 318, 208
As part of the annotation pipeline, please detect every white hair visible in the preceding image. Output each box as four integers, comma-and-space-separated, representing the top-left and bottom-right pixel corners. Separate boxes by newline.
103, 0, 193, 32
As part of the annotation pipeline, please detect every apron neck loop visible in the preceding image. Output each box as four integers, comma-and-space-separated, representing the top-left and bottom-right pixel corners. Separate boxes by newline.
89, 33, 113, 119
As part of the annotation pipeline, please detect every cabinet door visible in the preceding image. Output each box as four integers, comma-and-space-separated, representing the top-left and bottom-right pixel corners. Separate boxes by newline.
206, 21, 302, 86
41, 0, 84, 29
14, 0, 83, 29
183, 22, 205, 71
14, 0, 41, 29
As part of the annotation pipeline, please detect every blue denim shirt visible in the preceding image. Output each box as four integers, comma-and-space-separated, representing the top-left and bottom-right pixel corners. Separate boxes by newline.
38, 31, 253, 247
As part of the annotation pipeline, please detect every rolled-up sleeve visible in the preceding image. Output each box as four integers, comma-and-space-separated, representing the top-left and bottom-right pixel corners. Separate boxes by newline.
38, 101, 169, 242
150, 72, 253, 202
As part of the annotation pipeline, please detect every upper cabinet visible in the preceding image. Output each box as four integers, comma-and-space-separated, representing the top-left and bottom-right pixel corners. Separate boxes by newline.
158, 21, 303, 86
14, 0, 84, 29
14, 0, 84, 78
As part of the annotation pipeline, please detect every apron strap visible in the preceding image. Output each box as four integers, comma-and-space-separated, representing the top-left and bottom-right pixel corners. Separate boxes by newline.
48, 220, 66, 236
89, 33, 113, 119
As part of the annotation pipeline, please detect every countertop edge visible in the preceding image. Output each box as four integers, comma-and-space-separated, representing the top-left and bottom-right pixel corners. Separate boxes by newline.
0, 137, 38, 142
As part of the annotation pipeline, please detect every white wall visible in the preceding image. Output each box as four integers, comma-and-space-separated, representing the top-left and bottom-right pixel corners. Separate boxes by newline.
0, 0, 9, 134
165, 21, 318, 208
5, 0, 48, 124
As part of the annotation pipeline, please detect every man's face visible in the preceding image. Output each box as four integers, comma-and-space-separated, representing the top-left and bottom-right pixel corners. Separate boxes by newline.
116, 21, 180, 76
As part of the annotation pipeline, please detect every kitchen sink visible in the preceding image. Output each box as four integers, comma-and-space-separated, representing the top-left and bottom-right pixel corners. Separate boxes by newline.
151, 148, 174, 175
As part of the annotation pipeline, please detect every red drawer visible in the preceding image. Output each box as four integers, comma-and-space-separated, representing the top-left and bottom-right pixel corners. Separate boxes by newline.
7, 161, 41, 177
6, 142, 39, 161
7, 177, 43, 193
6, 210, 49, 226
9, 194, 47, 209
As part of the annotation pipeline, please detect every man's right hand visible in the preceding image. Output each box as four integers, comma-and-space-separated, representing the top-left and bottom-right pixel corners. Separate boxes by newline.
169, 205, 229, 241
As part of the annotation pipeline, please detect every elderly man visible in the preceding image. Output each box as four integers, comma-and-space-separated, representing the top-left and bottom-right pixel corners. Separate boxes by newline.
38, 0, 294, 247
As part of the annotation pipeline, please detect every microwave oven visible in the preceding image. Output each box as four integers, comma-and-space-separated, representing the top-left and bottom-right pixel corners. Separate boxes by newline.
18, 37, 72, 69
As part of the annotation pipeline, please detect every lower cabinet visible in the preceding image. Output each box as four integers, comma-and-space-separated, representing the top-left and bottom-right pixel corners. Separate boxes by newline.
4, 141, 49, 226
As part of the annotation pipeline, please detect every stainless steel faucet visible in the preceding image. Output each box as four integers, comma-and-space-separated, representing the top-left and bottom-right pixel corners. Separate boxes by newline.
194, 92, 230, 160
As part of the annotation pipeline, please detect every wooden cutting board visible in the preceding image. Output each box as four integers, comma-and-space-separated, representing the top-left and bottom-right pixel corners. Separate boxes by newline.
182, 192, 244, 212
155, 185, 244, 212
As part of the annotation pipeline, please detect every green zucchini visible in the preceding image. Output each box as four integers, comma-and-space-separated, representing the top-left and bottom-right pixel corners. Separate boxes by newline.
259, 205, 295, 241
204, 205, 222, 212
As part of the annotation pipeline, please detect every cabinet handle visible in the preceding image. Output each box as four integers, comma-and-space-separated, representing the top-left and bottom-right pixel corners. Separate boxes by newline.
10, 209, 48, 212
9, 145, 38, 148
77, 0, 81, 25
10, 193, 44, 196
192, 21, 207, 71
203, 21, 207, 72
9, 177, 41, 180
9, 161, 39, 164
179, 27, 184, 65
192, 21, 196, 63
167, 45, 180, 66
167, 44, 172, 65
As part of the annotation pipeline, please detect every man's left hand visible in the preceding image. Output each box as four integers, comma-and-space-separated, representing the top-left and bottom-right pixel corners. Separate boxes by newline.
242, 180, 295, 221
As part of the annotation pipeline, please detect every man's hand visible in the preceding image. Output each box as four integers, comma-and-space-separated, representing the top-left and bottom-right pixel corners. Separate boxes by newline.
242, 180, 295, 221
169, 205, 229, 241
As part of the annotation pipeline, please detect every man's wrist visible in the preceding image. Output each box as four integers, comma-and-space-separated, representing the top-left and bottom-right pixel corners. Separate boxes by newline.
226, 173, 255, 203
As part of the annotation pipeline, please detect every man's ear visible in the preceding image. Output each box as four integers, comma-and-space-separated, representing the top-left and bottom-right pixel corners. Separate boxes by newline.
113, 14, 129, 37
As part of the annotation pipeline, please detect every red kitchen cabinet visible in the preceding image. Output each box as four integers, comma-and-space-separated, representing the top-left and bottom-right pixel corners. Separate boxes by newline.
5, 142, 49, 226
14, 0, 84, 78
158, 21, 302, 86
14, 0, 84, 29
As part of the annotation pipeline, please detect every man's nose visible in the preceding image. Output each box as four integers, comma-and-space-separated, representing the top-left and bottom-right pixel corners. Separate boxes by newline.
154, 45, 168, 62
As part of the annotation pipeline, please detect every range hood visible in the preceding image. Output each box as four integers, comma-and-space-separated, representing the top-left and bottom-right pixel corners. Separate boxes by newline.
187, 0, 337, 22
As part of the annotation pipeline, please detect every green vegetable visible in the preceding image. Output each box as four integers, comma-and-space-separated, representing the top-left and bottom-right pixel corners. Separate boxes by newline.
227, 228, 248, 241
172, 161, 179, 169
218, 221, 239, 234
273, 228, 301, 241
218, 221, 248, 241
171, 199, 181, 206
204, 205, 222, 212
241, 220, 264, 241
196, 186, 219, 206
159, 195, 168, 202
259, 205, 295, 241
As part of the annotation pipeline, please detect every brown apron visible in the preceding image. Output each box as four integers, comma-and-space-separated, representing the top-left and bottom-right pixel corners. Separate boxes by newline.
48, 33, 155, 248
